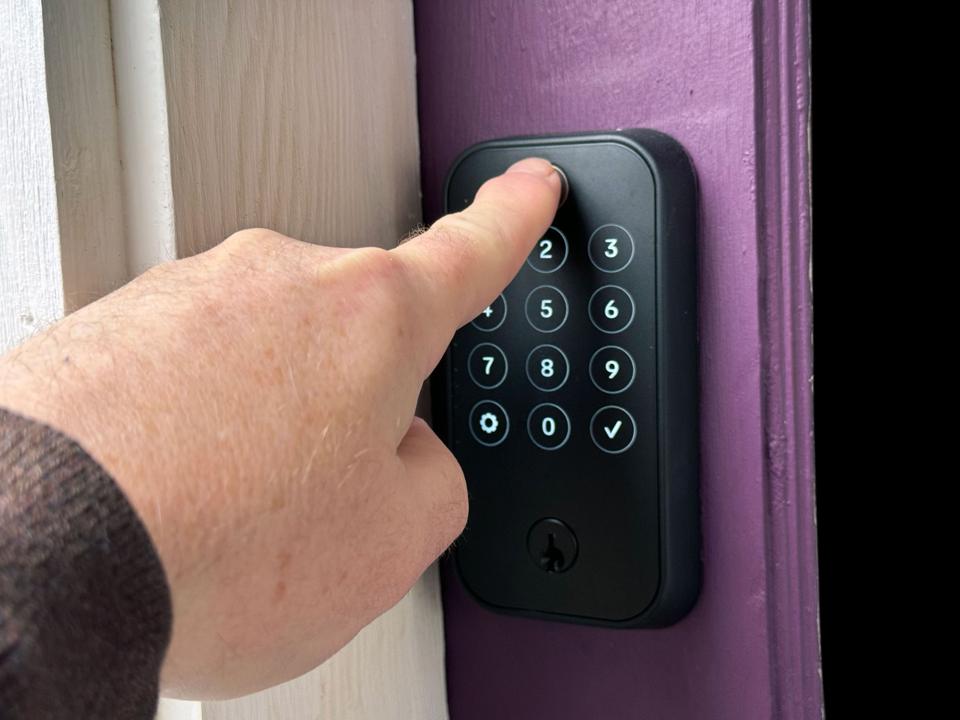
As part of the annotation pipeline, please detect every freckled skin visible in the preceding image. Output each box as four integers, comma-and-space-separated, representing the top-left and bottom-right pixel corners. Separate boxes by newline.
0, 159, 560, 700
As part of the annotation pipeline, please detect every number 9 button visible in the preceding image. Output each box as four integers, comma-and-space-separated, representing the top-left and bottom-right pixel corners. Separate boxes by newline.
589, 345, 635, 394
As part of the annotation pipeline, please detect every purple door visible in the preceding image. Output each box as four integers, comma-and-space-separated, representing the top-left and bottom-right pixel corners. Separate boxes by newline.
414, 1, 817, 718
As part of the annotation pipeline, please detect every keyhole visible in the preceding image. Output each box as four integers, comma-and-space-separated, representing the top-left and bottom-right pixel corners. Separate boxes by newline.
539, 532, 566, 573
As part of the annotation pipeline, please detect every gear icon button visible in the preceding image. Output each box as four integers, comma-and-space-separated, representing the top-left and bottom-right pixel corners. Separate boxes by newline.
479, 412, 499, 434
469, 400, 509, 447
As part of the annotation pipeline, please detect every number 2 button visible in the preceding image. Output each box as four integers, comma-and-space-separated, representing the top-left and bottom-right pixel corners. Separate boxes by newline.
526, 226, 568, 274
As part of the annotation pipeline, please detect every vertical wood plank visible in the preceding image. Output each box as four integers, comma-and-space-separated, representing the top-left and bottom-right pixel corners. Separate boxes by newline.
41, 0, 127, 311
110, 0, 178, 275
153, 2, 444, 717
0, 0, 65, 352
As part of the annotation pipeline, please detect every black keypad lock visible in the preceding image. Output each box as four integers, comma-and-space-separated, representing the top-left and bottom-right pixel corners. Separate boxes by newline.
433, 130, 700, 627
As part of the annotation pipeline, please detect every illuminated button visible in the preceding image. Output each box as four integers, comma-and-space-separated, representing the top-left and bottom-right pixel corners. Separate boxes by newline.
527, 403, 571, 451
469, 400, 509, 447
525, 344, 569, 392
589, 345, 636, 394
526, 226, 568, 274
467, 343, 508, 389
588, 224, 634, 273
588, 285, 635, 334
471, 294, 507, 332
589, 406, 637, 454
525, 285, 568, 333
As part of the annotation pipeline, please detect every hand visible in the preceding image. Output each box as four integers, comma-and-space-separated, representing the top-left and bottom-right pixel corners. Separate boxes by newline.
0, 158, 561, 698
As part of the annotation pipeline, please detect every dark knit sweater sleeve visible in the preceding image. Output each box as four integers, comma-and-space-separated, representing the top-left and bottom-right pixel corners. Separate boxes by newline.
0, 407, 172, 719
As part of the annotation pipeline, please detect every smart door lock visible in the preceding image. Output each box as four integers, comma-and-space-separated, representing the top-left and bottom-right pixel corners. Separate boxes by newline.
433, 130, 700, 627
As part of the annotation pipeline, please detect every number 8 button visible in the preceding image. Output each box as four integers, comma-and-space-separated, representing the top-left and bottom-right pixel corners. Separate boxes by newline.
526, 344, 569, 392
589, 285, 635, 334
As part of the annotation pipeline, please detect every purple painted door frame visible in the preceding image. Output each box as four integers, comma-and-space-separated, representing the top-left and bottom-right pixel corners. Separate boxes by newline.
414, 2, 817, 719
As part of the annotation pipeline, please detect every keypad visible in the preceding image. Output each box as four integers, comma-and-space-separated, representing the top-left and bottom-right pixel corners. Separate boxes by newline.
455, 218, 643, 454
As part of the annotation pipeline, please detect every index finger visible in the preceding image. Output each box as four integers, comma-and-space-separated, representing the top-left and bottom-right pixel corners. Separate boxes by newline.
393, 157, 561, 368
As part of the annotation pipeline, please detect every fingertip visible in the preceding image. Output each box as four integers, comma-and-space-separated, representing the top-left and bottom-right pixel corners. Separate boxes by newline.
506, 157, 556, 178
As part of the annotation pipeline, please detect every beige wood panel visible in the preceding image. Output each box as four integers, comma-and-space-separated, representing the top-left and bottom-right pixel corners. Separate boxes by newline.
154, 1, 445, 718
41, 0, 127, 312
158, 0, 422, 257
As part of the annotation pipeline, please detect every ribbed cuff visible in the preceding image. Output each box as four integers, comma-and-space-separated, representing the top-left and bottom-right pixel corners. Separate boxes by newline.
0, 407, 172, 719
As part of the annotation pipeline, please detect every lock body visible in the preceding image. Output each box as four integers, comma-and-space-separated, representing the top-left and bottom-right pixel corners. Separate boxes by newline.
433, 130, 700, 627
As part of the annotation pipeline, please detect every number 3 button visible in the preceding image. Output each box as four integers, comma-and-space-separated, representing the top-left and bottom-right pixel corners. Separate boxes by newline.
526, 226, 568, 273
525, 285, 568, 333
589, 285, 635, 334
588, 224, 634, 273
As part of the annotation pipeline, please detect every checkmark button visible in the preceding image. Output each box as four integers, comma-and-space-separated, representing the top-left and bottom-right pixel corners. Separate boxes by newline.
590, 406, 636, 454
603, 420, 623, 439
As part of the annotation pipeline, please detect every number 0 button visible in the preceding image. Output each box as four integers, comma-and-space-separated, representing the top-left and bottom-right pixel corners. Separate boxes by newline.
525, 285, 568, 332
470, 400, 509, 447
528, 403, 571, 450
588, 285, 635, 334
526, 344, 569, 392
526, 226, 568, 273
589, 224, 634, 273
468, 343, 508, 389
589, 346, 636, 394
590, 406, 637, 454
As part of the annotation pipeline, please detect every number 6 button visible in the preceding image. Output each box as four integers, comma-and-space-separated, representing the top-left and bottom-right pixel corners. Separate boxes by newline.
468, 343, 508, 389
589, 285, 635, 333
525, 285, 568, 332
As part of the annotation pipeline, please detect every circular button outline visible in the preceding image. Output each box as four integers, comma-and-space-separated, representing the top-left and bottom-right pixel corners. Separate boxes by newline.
588, 345, 637, 395
525, 344, 570, 392
526, 225, 569, 274
524, 285, 569, 333
471, 293, 507, 332
588, 285, 636, 334
588, 223, 635, 273
467, 342, 509, 389
589, 405, 638, 454
527, 402, 572, 451
469, 400, 510, 447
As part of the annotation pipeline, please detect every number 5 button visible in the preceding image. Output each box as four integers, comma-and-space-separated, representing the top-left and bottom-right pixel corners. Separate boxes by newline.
525, 285, 568, 333
588, 285, 635, 334
590, 406, 637, 454
589, 224, 634, 273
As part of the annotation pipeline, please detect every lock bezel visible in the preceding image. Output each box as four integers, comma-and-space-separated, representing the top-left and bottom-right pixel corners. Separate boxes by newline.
431, 129, 701, 628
